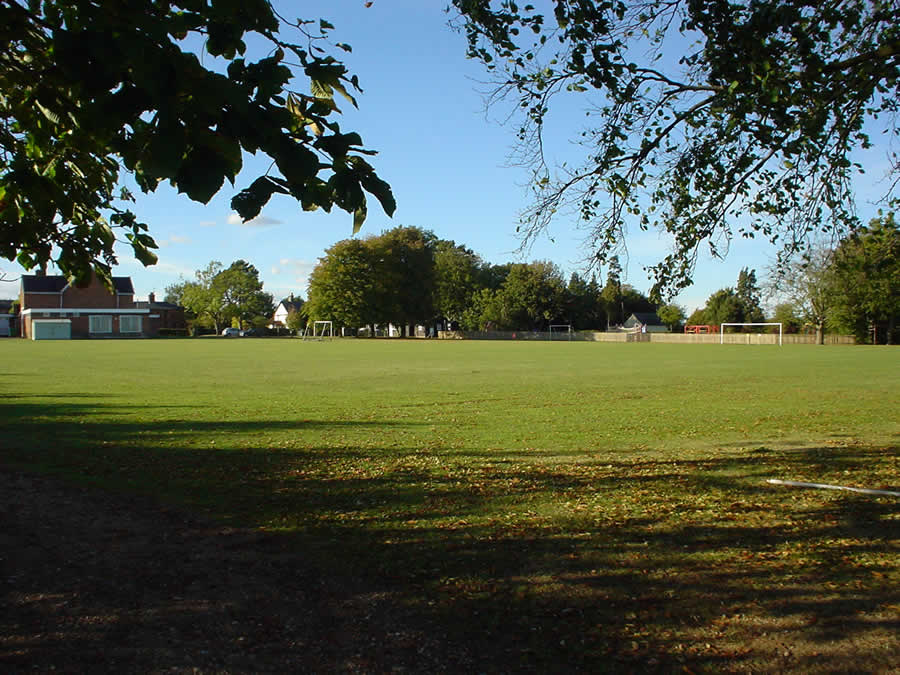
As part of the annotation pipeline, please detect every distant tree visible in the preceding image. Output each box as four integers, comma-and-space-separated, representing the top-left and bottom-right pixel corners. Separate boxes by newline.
460, 287, 503, 331
686, 307, 708, 327
163, 280, 190, 306
771, 302, 804, 334
499, 261, 568, 330
600, 256, 623, 329
214, 260, 273, 329
621, 285, 656, 318
830, 212, 900, 344
736, 268, 765, 323
306, 226, 437, 334
657, 304, 686, 332
166, 261, 228, 334
285, 309, 305, 335
692, 269, 764, 332
703, 288, 743, 327
564, 272, 604, 330
370, 226, 436, 335
481, 263, 512, 291
768, 248, 836, 345
305, 238, 377, 331
433, 240, 484, 324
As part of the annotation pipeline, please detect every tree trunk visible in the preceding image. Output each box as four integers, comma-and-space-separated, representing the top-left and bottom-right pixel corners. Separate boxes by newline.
815, 322, 825, 345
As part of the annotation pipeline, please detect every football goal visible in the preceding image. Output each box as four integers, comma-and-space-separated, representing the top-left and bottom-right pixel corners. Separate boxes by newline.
302, 320, 334, 341
549, 324, 573, 341
720, 322, 783, 346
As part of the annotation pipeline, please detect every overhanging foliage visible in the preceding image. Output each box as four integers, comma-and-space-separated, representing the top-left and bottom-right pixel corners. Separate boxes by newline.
452, 0, 899, 299
0, 0, 394, 287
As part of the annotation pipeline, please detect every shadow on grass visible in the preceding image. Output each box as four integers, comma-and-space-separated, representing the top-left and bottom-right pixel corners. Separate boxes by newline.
1, 397, 898, 672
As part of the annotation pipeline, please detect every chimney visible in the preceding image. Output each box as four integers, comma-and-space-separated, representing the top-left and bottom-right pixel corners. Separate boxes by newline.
148, 292, 156, 303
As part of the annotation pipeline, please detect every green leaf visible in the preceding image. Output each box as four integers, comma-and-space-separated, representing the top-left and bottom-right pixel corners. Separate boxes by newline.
274, 141, 321, 186
352, 198, 367, 235
133, 243, 159, 266
360, 172, 396, 217
139, 119, 186, 180
231, 176, 288, 221
175, 148, 226, 203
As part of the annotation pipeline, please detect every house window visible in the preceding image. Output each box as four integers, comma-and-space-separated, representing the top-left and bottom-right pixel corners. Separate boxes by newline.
89, 315, 112, 334
120, 315, 142, 333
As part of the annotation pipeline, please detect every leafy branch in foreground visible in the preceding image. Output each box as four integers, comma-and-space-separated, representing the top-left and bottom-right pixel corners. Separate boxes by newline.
0, 0, 394, 287
452, 0, 899, 299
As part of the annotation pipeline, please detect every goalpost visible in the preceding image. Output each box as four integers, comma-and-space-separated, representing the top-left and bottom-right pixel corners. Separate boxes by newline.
720, 322, 783, 346
549, 324, 573, 341
302, 320, 334, 341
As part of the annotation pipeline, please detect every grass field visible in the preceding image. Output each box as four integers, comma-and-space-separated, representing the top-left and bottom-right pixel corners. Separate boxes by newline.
2, 338, 899, 671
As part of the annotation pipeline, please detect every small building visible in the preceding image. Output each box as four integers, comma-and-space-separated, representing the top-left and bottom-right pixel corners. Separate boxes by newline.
271, 295, 304, 332
135, 292, 187, 336
623, 312, 668, 333
0, 299, 17, 337
19, 273, 151, 339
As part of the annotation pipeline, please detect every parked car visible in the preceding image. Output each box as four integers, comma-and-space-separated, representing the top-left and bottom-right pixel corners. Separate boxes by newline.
222, 327, 240, 337
239, 328, 257, 337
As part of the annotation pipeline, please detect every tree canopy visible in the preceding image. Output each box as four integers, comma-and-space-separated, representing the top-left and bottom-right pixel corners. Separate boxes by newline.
215, 260, 274, 330
688, 267, 767, 329
305, 226, 657, 333
1, 0, 394, 287
767, 248, 836, 343
657, 303, 686, 331
452, 0, 900, 299
166, 259, 273, 333
830, 212, 900, 343
304, 237, 377, 329
305, 226, 437, 334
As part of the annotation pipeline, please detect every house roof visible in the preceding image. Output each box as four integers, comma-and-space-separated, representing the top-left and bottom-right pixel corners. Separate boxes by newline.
277, 298, 303, 313
21, 274, 134, 294
626, 312, 664, 326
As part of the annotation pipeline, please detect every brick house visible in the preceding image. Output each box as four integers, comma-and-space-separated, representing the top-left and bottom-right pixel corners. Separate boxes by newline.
19, 273, 151, 339
135, 292, 187, 336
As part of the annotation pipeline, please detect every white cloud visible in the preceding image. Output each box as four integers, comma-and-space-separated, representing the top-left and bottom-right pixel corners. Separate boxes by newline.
269, 258, 316, 294
228, 212, 283, 227
198, 220, 217, 227
158, 234, 191, 248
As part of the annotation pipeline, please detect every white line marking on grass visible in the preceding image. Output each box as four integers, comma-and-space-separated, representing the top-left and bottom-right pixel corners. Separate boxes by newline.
767, 479, 900, 497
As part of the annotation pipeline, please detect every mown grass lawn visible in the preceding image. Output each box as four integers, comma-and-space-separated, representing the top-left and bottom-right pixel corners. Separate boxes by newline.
2, 338, 898, 671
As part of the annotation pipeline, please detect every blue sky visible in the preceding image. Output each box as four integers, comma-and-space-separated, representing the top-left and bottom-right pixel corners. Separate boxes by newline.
2, 1, 895, 315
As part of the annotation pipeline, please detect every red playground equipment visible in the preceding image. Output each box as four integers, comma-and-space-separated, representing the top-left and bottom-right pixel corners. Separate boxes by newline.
684, 324, 719, 334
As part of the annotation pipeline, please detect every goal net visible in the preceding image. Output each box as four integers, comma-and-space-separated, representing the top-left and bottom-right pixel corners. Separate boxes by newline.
303, 320, 334, 341
720, 322, 783, 346
549, 324, 573, 341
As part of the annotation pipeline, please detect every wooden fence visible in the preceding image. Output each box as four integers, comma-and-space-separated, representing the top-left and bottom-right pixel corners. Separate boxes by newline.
441, 331, 855, 345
